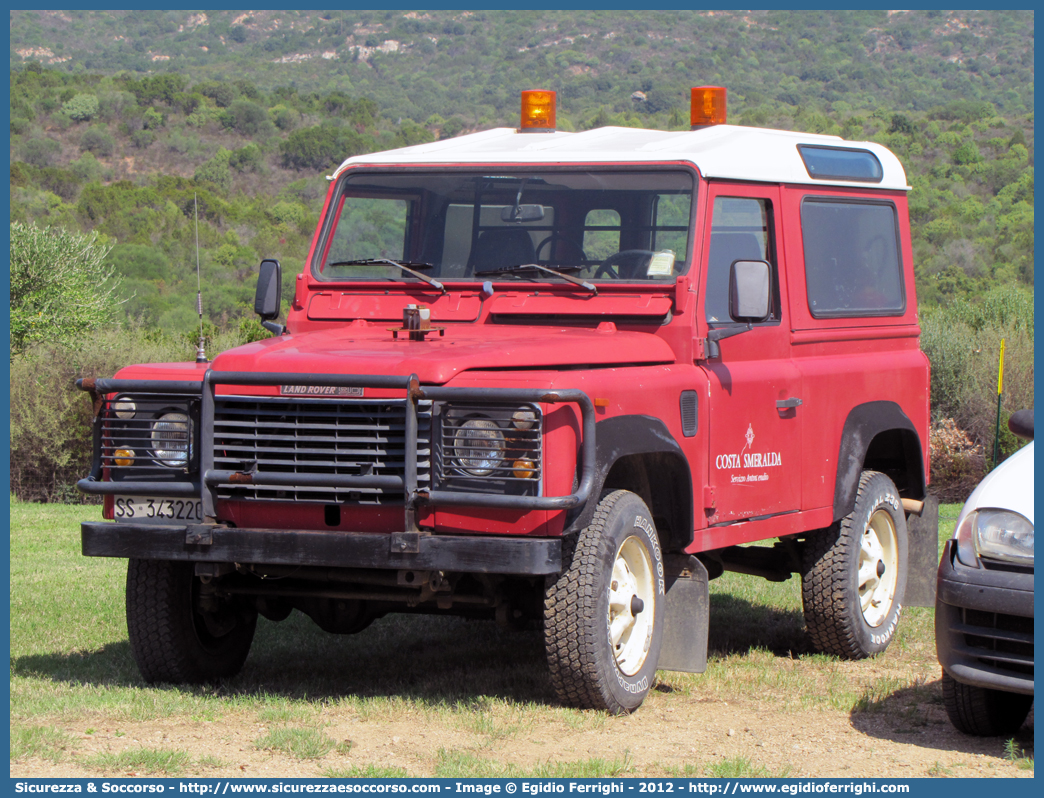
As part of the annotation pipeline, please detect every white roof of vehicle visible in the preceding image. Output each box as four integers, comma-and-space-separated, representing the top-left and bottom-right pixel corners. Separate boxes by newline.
335, 124, 910, 191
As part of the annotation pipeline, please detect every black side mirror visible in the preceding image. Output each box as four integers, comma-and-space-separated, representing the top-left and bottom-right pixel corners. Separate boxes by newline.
705, 260, 772, 359
729, 260, 772, 322
254, 259, 283, 335
1008, 409, 1034, 441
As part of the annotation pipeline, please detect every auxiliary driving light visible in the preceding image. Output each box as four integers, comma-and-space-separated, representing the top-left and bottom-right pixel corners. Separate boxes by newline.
113, 398, 136, 419
511, 409, 537, 430
114, 449, 135, 467
691, 86, 727, 128
520, 90, 556, 132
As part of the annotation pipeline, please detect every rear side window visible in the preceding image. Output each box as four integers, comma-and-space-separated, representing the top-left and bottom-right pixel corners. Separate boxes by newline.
801, 199, 904, 318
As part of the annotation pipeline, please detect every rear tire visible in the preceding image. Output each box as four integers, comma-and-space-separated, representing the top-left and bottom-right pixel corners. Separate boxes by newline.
802, 471, 907, 659
544, 490, 665, 714
126, 559, 257, 684
942, 671, 1033, 736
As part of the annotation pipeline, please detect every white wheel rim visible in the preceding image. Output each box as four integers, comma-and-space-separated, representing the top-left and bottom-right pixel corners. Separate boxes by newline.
858, 509, 899, 627
608, 536, 656, 676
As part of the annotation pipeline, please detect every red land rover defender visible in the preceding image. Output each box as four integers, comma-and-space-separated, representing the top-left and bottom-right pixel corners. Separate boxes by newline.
79, 88, 938, 713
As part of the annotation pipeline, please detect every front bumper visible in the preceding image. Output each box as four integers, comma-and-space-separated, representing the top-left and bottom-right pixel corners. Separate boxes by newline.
935, 539, 1034, 695
82, 522, 563, 576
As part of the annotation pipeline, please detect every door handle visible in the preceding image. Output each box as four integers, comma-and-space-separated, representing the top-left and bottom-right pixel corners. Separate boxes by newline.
776, 397, 802, 409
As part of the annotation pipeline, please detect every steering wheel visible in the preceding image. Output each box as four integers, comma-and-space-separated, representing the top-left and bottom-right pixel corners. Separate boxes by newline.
595, 250, 657, 279
535, 232, 587, 265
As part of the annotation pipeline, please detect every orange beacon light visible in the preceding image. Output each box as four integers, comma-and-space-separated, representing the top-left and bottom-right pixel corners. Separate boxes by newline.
520, 90, 556, 132
691, 86, 727, 128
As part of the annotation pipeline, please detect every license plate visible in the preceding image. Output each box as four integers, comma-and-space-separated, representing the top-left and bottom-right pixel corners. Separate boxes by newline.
113, 496, 203, 523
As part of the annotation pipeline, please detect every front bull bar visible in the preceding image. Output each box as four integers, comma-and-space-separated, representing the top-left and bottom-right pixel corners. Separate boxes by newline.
77, 370, 597, 531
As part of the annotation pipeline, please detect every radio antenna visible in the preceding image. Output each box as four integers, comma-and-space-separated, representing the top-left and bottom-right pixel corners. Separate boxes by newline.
193, 193, 208, 363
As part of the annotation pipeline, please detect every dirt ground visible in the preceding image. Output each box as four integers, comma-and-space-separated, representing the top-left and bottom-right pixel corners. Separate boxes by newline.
11, 686, 1034, 779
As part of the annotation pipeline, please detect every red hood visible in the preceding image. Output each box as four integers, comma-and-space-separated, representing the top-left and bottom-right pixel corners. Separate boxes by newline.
210, 324, 675, 385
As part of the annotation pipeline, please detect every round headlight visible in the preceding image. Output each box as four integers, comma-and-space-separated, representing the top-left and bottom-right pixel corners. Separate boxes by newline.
152, 412, 190, 467
454, 418, 505, 476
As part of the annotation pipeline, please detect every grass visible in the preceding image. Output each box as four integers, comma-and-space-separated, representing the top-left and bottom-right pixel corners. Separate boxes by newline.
432, 749, 634, 777
10, 725, 77, 763
324, 764, 409, 778
83, 747, 193, 775
254, 727, 338, 759
705, 756, 790, 778
1004, 739, 1035, 771
10, 499, 1000, 777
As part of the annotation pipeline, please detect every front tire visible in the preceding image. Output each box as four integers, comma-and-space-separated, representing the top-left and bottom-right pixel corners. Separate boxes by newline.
126, 559, 257, 684
544, 490, 665, 713
802, 471, 907, 659
942, 671, 1033, 736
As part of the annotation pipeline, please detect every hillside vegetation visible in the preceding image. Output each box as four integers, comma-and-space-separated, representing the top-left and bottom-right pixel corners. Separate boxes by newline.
8, 10, 1034, 501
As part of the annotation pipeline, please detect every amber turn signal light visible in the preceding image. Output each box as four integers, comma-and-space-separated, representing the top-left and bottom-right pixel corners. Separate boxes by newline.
520, 90, 556, 132
691, 86, 727, 127
512, 459, 537, 479
114, 449, 135, 467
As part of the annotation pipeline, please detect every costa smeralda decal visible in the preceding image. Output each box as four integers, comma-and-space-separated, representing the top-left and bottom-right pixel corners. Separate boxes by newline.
714, 423, 782, 483
280, 385, 364, 397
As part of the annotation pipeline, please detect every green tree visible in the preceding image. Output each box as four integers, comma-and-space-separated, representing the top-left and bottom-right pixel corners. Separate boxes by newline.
9, 222, 123, 358
62, 93, 100, 122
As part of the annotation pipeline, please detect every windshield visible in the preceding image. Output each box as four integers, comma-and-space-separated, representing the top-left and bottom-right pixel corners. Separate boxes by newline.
312, 169, 695, 283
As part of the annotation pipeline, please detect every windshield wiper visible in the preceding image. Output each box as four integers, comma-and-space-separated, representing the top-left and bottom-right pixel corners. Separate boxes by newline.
474, 263, 597, 295
325, 259, 445, 294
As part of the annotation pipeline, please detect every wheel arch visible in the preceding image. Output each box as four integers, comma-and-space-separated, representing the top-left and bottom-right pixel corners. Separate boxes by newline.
833, 401, 926, 523
567, 415, 693, 553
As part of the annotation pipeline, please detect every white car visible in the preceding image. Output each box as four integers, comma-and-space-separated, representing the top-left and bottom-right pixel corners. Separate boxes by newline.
935, 410, 1034, 735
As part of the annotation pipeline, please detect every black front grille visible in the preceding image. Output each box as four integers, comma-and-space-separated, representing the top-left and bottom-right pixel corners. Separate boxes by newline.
212, 396, 431, 504
959, 608, 1034, 677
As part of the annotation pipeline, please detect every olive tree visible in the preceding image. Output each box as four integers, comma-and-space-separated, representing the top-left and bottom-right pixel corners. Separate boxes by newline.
9, 222, 123, 358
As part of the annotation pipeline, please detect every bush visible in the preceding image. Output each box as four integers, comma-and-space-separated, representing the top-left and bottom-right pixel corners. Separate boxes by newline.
9, 222, 123, 358
928, 418, 987, 503
196, 80, 235, 108
80, 126, 116, 157
62, 93, 100, 122
920, 284, 1034, 464
229, 143, 263, 173
17, 137, 61, 168
223, 99, 274, 137
280, 124, 370, 171
131, 129, 155, 149
142, 107, 164, 130
194, 151, 233, 194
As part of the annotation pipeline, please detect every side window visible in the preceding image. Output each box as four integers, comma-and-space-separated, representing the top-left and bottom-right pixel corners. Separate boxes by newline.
705, 197, 775, 324
582, 209, 621, 261
801, 200, 904, 317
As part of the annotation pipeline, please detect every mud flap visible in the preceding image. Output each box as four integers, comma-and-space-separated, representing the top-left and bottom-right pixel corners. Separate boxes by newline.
903, 495, 939, 607
657, 554, 709, 673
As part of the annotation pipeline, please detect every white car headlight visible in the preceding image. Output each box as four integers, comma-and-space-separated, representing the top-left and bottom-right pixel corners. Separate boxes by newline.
955, 509, 1034, 567
151, 412, 191, 468
454, 417, 505, 477
974, 509, 1034, 565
